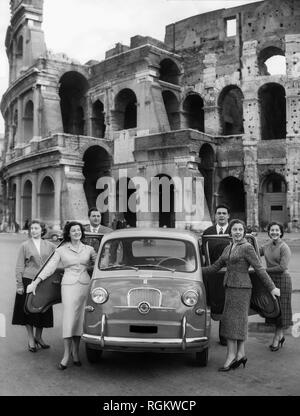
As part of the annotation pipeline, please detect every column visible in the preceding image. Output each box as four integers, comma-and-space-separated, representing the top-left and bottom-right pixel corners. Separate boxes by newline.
54, 169, 62, 229
31, 172, 38, 219
203, 53, 220, 135
243, 137, 259, 229
15, 176, 22, 226
15, 97, 23, 147
32, 85, 41, 141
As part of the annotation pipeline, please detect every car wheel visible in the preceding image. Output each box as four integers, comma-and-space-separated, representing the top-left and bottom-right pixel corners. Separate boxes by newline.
85, 343, 103, 364
195, 348, 209, 367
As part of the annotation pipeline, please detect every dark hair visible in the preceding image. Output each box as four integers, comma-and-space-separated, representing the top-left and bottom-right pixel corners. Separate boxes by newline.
267, 222, 284, 238
63, 221, 86, 242
228, 219, 247, 237
215, 204, 230, 215
29, 220, 47, 237
88, 207, 101, 218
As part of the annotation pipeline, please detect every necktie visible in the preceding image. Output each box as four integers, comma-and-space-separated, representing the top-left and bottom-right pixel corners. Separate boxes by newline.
219, 228, 224, 235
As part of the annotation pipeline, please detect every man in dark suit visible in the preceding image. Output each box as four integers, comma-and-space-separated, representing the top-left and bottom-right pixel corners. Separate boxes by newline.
85, 208, 112, 234
203, 204, 230, 346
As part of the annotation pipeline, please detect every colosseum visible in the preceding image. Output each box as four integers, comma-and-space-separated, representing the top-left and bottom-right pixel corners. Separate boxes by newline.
1, 0, 300, 231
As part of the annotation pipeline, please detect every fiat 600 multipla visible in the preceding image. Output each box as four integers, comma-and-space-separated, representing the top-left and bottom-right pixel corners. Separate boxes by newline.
82, 228, 211, 366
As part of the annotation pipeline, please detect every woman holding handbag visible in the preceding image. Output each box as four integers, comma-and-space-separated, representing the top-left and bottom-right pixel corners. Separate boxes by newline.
12, 220, 56, 352
260, 222, 293, 351
202, 219, 280, 372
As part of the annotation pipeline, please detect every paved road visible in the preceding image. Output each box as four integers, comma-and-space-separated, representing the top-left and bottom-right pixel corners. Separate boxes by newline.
0, 233, 299, 396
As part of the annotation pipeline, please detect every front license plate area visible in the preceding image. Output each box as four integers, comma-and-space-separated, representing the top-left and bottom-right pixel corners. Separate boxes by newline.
130, 325, 158, 334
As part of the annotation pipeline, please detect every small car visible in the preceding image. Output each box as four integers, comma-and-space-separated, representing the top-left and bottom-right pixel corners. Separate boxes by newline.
81, 228, 211, 366
43, 228, 63, 242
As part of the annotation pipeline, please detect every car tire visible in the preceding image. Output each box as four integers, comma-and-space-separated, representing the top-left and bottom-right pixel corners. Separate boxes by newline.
195, 348, 209, 367
85, 344, 103, 364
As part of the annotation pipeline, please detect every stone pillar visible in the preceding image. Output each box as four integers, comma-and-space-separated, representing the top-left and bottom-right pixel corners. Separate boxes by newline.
86, 95, 93, 137
31, 172, 38, 219
241, 40, 258, 81
243, 97, 261, 139
32, 85, 42, 141
203, 53, 220, 135
15, 176, 22, 226
286, 137, 300, 231
243, 137, 259, 229
16, 97, 23, 147
53, 169, 62, 228
40, 84, 64, 136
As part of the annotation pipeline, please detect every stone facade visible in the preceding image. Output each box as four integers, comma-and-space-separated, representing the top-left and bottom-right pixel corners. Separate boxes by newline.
1, 0, 300, 231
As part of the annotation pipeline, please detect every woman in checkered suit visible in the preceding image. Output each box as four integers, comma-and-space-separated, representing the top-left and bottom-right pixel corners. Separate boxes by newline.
260, 222, 293, 351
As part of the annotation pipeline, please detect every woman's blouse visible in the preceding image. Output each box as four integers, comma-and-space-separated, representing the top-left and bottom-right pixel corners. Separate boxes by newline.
260, 239, 291, 275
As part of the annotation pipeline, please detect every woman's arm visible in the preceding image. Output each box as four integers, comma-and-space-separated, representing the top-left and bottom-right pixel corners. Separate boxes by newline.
266, 243, 291, 273
26, 250, 61, 295
202, 251, 226, 275
15, 244, 26, 292
243, 244, 276, 292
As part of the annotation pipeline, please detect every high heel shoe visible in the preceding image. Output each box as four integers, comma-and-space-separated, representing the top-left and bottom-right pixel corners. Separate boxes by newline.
270, 337, 285, 352
28, 343, 37, 353
57, 362, 67, 370
218, 358, 237, 372
35, 338, 50, 349
231, 356, 247, 369
73, 360, 82, 367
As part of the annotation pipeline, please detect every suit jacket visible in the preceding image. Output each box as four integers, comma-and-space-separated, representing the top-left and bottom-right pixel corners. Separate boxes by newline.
15, 239, 56, 283
202, 224, 229, 235
202, 224, 230, 263
39, 242, 97, 285
85, 224, 112, 234
202, 238, 276, 291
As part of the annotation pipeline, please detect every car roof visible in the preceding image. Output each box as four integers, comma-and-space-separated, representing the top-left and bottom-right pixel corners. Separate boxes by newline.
100, 227, 200, 244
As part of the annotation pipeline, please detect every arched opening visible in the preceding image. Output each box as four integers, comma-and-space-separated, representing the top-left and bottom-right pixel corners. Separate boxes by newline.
59, 71, 89, 135
83, 146, 111, 226
258, 46, 286, 76
9, 183, 17, 226
162, 91, 180, 131
39, 177, 55, 222
22, 180, 32, 225
92, 100, 106, 138
260, 173, 287, 228
183, 94, 204, 132
151, 174, 175, 228
116, 177, 137, 227
114, 89, 137, 130
259, 83, 286, 140
24, 100, 34, 142
218, 177, 245, 221
218, 86, 244, 135
199, 144, 215, 215
159, 59, 180, 85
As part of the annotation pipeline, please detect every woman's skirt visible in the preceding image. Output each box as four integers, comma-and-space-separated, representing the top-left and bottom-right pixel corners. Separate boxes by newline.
12, 278, 53, 328
220, 287, 252, 341
61, 282, 89, 338
266, 272, 293, 329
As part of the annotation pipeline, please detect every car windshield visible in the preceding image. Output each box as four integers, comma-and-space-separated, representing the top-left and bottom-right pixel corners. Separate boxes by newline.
98, 237, 197, 273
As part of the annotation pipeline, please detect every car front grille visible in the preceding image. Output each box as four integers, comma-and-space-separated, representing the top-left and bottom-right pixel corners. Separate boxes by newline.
128, 288, 162, 307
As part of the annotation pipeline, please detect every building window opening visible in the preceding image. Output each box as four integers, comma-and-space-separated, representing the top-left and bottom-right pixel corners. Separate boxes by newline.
152, 174, 175, 228
259, 83, 286, 140
24, 100, 34, 143
226, 18, 237, 37
218, 86, 244, 135
114, 89, 137, 130
258, 47, 286, 76
199, 144, 215, 215
218, 177, 245, 221
22, 180, 32, 225
159, 59, 180, 85
116, 178, 137, 228
183, 94, 204, 132
92, 100, 106, 138
39, 177, 55, 223
162, 90, 180, 131
266, 174, 287, 193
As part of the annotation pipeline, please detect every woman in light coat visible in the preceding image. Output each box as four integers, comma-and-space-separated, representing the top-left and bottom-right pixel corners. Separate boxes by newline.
28, 221, 96, 369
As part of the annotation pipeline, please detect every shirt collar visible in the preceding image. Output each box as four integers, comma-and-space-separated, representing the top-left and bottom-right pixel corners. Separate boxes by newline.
67, 242, 85, 253
216, 224, 228, 233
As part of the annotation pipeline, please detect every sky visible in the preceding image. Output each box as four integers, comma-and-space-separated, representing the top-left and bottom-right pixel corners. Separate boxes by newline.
0, 0, 263, 134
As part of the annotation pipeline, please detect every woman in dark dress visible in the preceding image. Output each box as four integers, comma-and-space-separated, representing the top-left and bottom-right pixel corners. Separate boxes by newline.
12, 220, 56, 352
202, 219, 280, 371
260, 222, 293, 351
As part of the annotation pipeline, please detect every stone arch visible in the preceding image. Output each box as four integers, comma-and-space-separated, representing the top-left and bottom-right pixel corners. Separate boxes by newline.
258, 83, 286, 140
218, 85, 244, 135
116, 177, 137, 227
22, 180, 32, 226
39, 176, 55, 223
258, 46, 286, 76
183, 93, 204, 132
218, 176, 246, 221
199, 144, 215, 215
259, 172, 287, 228
83, 145, 111, 226
151, 174, 175, 228
159, 59, 180, 85
24, 100, 34, 142
59, 71, 89, 135
113, 89, 137, 130
92, 99, 106, 138
162, 90, 180, 131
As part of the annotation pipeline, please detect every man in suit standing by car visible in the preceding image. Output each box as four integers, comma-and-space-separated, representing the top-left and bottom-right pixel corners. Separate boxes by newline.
203, 204, 231, 346
85, 208, 112, 234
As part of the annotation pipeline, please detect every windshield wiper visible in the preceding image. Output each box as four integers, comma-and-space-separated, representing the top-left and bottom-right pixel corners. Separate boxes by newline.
133, 264, 175, 272
101, 265, 139, 271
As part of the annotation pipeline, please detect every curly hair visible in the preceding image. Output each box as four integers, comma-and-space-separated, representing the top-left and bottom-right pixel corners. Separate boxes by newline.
267, 222, 284, 238
228, 219, 247, 237
29, 220, 47, 237
63, 221, 86, 242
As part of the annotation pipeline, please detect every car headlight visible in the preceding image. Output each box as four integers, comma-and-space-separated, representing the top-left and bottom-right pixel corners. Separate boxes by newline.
182, 290, 199, 307
91, 287, 108, 304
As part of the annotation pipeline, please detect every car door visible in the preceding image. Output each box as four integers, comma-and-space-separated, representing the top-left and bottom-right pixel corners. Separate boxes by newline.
25, 233, 104, 313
